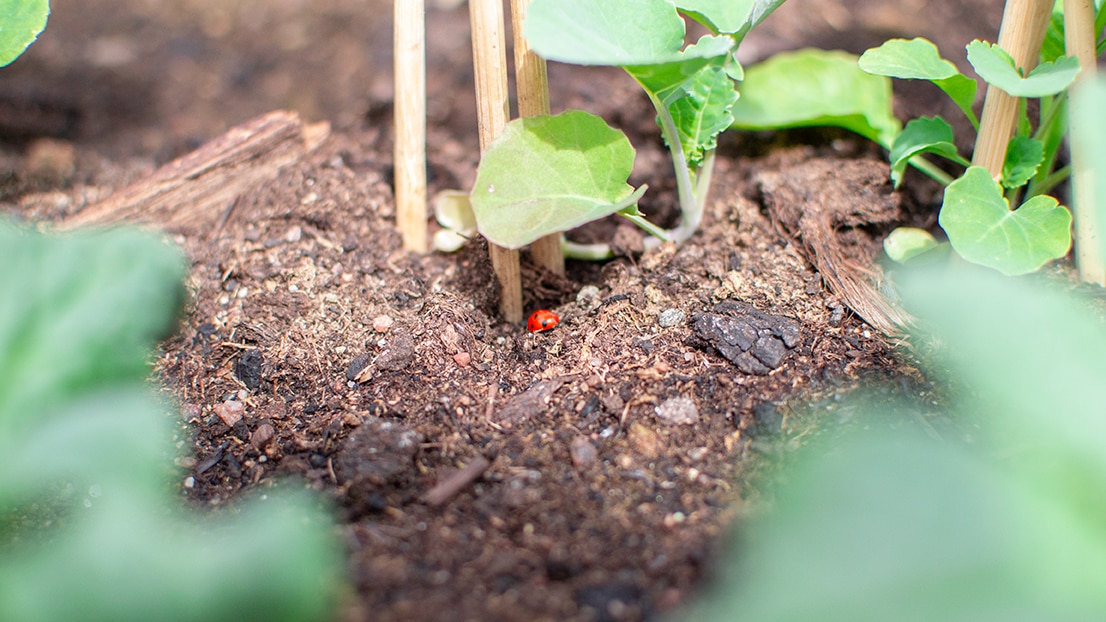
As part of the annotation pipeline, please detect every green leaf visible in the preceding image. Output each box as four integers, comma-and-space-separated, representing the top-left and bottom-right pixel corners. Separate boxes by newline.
0, 221, 186, 433
967, 40, 1082, 98
859, 38, 978, 128
1002, 136, 1045, 189
0, 0, 49, 67
675, 0, 754, 34
883, 227, 940, 264
888, 116, 969, 187
524, 0, 686, 67
470, 111, 643, 249
731, 48, 900, 148
667, 65, 738, 168
524, 0, 735, 102
939, 166, 1072, 275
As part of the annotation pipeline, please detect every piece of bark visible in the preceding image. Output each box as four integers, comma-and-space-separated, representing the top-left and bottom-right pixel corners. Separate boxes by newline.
60, 110, 329, 233
756, 154, 912, 336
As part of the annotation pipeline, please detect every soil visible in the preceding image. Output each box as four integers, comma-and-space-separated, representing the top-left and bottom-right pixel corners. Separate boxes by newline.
1, 0, 1004, 620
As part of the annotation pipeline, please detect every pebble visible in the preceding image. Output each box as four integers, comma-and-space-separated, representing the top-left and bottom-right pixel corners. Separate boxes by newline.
569, 436, 598, 468
654, 396, 699, 426
372, 315, 394, 333
658, 308, 685, 328
213, 399, 244, 427
453, 351, 471, 367
250, 423, 276, 451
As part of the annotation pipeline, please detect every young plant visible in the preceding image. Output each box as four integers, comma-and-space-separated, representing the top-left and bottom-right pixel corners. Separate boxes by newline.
858, 1, 1105, 275
0, 219, 343, 621
0, 0, 49, 67
462, 0, 786, 258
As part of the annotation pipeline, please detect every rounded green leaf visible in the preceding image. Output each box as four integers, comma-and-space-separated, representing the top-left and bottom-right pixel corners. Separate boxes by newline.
966, 40, 1081, 98
859, 38, 977, 127
470, 111, 640, 250
888, 116, 968, 187
0, 0, 50, 67
884, 227, 940, 264
731, 49, 900, 147
524, 0, 685, 67
939, 166, 1072, 275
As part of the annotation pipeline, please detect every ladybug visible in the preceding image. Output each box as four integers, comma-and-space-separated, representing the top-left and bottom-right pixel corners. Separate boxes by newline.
527, 309, 560, 333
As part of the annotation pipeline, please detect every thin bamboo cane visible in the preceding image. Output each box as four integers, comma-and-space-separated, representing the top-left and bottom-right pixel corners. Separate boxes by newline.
1065, 0, 1102, 284
510, 0, 564, 277
470, 0, 523, 322
394, 0, 428, 252
971, 0, 1053, 177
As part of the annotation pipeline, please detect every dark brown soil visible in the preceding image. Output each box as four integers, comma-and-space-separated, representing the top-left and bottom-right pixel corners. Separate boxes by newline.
1, 1, 1002, 620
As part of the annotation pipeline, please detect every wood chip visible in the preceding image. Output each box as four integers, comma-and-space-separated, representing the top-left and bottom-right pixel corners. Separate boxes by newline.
421, 456, 492, 506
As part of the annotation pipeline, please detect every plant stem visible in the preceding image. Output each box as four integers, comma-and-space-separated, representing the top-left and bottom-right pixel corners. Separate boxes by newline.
510, 0, 565, 277
393, 0, 428, 252
971, 0, 1053, 179
469, 0, 523, 322
647, 91, 701, 244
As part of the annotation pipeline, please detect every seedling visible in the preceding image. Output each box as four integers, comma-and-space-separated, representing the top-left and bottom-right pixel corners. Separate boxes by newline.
462, 0, 785, 259
857, 0, 1106, 276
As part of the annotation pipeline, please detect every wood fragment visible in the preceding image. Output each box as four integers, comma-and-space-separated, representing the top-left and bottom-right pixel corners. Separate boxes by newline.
469, 0, 523, 323
394, 0, 429, 252
421, 456, 492, 506
60, 110, 329, 233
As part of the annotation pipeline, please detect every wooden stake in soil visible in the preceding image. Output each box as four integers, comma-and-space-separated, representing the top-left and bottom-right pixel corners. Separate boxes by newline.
971, 0, 1053, 178
394, 0, 429, 252
510, 0, 564, 277
470, 0, 523, 322
1065, 0, 1102, 285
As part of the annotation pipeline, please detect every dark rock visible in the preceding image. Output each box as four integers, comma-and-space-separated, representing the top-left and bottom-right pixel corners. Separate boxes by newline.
752, 401, 783, 436
692, 300, 801, 375
235, 348, 263, 390
345, 353, 371, 380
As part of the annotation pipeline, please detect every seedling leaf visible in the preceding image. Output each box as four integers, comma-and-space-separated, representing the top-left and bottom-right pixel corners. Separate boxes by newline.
0, 221, 186, 433
470, 111, 643, 250
731, 48, 900, 147
0, 0, 49, 67
939, 166, 1072, 275
966, 40, 1081, 98
888, 116, 969, 187
1002, 136, 1045, 189
859, 38, 978, 128
667, 65, 738, 167
524, 0, 686, 67
883, 227, 940, 264
675, 0, 755, 34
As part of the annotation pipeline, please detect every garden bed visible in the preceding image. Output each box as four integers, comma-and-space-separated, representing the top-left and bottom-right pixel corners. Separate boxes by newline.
1, 0, 1003, 619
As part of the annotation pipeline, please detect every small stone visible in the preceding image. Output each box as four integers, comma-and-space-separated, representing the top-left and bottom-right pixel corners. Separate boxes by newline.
213, 400, 244, 427
453, 351, 471, 367
628, 422, 665, 458
657, 308, 685, 328
570, 436, 598, 468
285, 225, 303, 243
372, 315, 394, 333
235, 349, 263, 390
250, 423, 276, 451
183, 476, 195, 489
375, 332, 415, 371
654, 396, 699, 426
576, 285, 601, 308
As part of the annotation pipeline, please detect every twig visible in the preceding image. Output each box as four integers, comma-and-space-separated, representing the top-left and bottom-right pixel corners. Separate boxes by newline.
421, 455, 492, 506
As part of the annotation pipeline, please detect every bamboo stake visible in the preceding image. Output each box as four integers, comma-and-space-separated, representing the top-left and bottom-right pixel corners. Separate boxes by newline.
394, 0, 428, 252
470, 0, 523, 322
971, 0, 1053, 178
510, 0, 564, 276
1065, 0, 1102, 284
